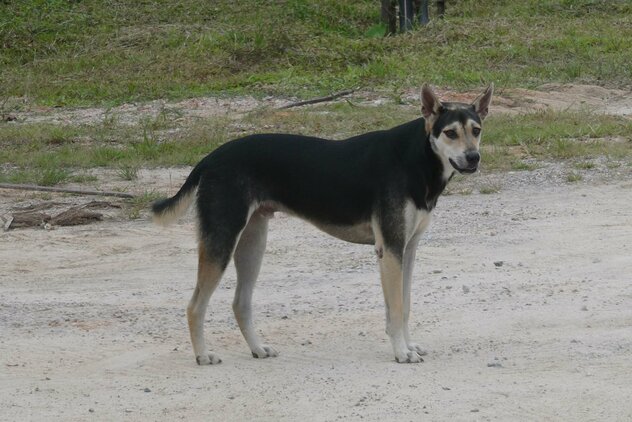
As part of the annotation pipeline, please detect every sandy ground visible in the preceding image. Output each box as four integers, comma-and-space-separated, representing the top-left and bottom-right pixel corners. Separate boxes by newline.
1, 84, 632, 420
1, 165, 632, 421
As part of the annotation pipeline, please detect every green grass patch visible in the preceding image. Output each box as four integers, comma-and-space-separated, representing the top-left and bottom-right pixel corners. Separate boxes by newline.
511, 161, 539, 171
480, 184, 501, 195
566, 172, 583, 183
1, 105, 631, 186
574, 161, 595, 170
1, 0, 631, 106
125, 190, 164, 220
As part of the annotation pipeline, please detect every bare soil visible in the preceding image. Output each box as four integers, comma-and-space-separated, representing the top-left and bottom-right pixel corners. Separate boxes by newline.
1, 165, 632, 421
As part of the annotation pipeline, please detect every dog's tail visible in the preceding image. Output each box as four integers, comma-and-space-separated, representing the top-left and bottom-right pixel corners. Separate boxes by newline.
151, 164, 203, 226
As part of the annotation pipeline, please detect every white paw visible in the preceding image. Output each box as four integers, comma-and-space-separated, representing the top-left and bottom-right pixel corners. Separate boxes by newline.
395, 350, 424, 363
407, 343, 428, 356
196, 352, 222, 365
251, 345, 279, 359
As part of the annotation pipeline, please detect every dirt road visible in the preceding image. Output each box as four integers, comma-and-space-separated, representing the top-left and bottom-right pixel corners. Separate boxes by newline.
1, 166, 631, 421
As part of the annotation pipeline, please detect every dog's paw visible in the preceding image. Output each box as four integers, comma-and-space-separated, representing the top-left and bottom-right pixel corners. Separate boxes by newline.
394, 350, 424, 364
251, 345, 279, 359
407, 343, 428, 356
196, 352, 222, 365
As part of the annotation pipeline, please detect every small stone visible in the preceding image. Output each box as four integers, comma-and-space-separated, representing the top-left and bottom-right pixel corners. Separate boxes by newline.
462, 285, 470, 294
487, 362, 503, 368
88, 408, 94, 413
471, 409, 479, 413
143, 388, 151, 393
494, 261, 504, 267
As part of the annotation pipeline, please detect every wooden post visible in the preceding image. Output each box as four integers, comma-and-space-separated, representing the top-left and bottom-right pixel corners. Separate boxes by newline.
437, 0, 446, 19
418, 0, 430, 25
399, 0, 414, 32
381, 0, 397, 36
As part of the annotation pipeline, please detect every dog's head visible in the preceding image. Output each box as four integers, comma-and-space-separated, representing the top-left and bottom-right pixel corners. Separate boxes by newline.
421, 84, 494, 176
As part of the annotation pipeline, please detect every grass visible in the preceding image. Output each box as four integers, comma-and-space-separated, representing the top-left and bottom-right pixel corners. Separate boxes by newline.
480, 184, 501, 195
125, 190, 163, 219
574, 161, 595, 170
1, 0, 631, 106
116, 163, 140, 181
1, 1, 631, 186
1, 103, 630, 186
566, 172, 583, 183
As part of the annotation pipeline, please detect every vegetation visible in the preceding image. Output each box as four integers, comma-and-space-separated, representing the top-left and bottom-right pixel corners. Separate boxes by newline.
0, 0, 631, 186
1, 0, 631, 106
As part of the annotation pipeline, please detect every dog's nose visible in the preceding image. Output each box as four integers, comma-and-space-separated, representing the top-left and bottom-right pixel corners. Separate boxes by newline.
465, 151, 480, 165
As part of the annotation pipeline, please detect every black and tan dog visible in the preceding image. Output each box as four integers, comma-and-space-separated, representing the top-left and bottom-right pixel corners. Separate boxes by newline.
152, 84, 493, 364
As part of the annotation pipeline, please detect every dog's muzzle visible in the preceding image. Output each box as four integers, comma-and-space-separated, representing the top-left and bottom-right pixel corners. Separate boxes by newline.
449, 151, 480, 174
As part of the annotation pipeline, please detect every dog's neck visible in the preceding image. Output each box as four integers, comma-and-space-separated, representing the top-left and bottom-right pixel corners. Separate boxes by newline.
403, 128, 451, 212
428, 134, 457, 183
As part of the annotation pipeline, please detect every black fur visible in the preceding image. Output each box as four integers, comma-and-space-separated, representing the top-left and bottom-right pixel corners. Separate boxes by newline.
154, 116, 454, 266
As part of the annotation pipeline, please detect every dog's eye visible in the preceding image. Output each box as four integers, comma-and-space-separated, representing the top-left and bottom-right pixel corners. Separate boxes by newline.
472, 127, 481, 136
443, 130, 457, 139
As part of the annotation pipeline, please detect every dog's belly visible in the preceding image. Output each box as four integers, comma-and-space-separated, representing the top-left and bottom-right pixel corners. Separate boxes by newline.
255, 201, 374, 245
309, 220, 374, 245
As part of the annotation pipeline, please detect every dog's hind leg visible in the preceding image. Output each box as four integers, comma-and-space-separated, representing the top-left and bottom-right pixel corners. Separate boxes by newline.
188, 188, 251, 365
233, 211, 278, 358
188, 242, 225, 365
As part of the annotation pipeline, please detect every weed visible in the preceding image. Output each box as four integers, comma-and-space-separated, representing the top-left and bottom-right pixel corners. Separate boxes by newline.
480, 184, 501, 194
511, 161, 539, 171
68, 173, 98, 183
574, 161, 595, 170
117, 163, 140, 181
125, 190, 163, 220
566, 172, 583, 183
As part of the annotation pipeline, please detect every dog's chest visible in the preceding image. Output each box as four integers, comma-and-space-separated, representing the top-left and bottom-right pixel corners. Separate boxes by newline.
405, 201, 432, 238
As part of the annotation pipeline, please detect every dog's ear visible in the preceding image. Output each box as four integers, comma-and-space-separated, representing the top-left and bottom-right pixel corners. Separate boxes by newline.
472, 83, 494, 120
421, 84, 442, 121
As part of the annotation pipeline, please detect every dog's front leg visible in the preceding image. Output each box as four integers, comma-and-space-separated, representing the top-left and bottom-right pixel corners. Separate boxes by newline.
378, 246, 424, 363
402, 235, 427, 356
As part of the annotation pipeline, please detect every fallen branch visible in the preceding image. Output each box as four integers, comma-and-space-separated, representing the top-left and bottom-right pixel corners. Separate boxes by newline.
278, 89, 357, 110
3, 211, 51, 229
0, 183, 135, 199
50, 207, 102, 226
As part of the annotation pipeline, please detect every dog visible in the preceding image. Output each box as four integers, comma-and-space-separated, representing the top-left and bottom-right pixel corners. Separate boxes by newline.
152, 84, 493, 364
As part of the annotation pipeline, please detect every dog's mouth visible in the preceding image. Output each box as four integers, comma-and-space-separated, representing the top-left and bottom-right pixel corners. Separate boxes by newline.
449, 158, 478, 174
